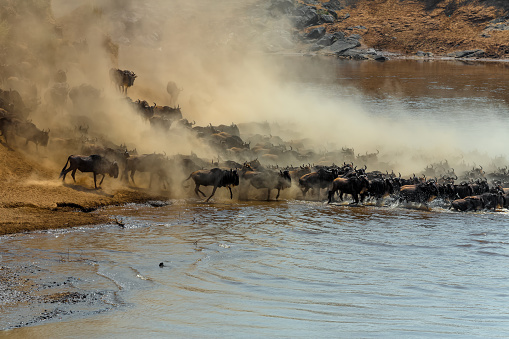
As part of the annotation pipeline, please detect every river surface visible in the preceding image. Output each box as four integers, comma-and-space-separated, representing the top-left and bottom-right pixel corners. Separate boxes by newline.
2, 59, 509, 338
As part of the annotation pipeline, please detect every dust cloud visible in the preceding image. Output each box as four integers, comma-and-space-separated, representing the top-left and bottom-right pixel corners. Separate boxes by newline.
2, 0, 507, 192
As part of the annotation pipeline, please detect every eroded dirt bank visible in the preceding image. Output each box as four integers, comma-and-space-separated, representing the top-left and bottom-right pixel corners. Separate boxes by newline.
0, 145, 168, 236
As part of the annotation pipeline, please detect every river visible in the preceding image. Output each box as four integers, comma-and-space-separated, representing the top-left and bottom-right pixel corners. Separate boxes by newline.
2, 59, 509, 338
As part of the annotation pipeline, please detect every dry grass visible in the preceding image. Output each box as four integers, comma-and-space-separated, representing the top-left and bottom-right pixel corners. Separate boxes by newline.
314, 0, 509, 58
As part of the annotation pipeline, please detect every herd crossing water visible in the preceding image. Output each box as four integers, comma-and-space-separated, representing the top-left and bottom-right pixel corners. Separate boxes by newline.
2, 59, 509, 338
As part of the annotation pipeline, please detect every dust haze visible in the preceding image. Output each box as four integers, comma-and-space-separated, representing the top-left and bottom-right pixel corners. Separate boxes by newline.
2, 0, 508, 193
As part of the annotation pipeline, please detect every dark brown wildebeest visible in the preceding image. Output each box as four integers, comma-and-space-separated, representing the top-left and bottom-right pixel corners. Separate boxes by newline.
15, 120, 50, 150
299, 167, 338, 198
110, 68, 137, 95
451, 196, 484, 212
328, 175, 370, 204
124, 153, 171, 189
59, 154, 119, 189
166, 81, 183, 107
184, 168, 240, 202
399, 181, 439, 204
0, 117, 18, 146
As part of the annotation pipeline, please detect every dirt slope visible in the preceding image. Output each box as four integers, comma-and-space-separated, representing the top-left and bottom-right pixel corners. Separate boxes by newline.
0, 145, 167, 235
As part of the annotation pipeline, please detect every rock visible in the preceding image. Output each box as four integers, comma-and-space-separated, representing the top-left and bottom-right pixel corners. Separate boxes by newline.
332, 32, 346, 40
293, 6, 319, 29
304, 26, 326, 40
323, 37, 361, 54
309, 33, 338, 51
320, 14, 335, 24
448, 49, 485, 58
416, 51, 433, 57
339, 48, 388, 61
323, 0, 343, 11
373, 54, 388, 62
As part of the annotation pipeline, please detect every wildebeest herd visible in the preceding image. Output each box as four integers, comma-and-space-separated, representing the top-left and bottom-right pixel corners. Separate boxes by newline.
1, 67, 509, 212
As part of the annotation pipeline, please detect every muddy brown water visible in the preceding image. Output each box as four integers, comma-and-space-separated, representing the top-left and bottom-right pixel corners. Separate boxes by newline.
2, 59, 509, 337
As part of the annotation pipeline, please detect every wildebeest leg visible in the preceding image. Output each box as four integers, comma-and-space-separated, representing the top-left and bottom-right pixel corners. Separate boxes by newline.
301, 187, 309, 198
228, 186, 233, 199
195, 184, 206, 198
352, 193, 359, 204
99, 173, 106, 186
71, 169, 77, 183
267, 189, 271, 201
276, 188, 281, 200
205, 185, 218, 202
130, 170, 136, 185
93, 173, 98, 189
327, 189, 334, 203
149, 173, 154, 188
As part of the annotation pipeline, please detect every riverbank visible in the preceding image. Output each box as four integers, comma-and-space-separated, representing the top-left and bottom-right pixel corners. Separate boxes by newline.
0, 145, 169, 236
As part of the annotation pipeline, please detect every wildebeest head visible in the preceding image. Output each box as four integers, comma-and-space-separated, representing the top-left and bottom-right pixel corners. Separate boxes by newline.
280, 170, 292, 189
39, 129, 50, 146
232, 169, 240, 186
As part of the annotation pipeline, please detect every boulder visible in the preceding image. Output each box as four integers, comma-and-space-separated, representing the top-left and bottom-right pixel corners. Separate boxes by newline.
320, 14, 335, 24
323, 37, 360, 54
309, 33, 340, 51
293, 5, 319, 29
447, 50, 485, 58
304, 26, 326, 40
323, 0, 343, 11
416, 51, 434, 57
339, 48, 388, 61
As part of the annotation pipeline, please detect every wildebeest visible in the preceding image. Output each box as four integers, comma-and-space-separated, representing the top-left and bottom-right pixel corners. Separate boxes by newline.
449, 182, 474, 199
399, 181, 439, 204
69, 84, 102, 114
59, 154, 119, 189
299, 167, 338, 198
153, 104, 183, 121
124, 153, 171, 189
451, 196, 484, 211
0, 117, 18, 146
241, 165, 292, 200
184, 168, 240, 202
110, 68, 137, 95
365, 177, 394, 202
166, 81, 183, 107
328, 175, 370, 204
15, 120, 50, 150
44, 82, 69, 112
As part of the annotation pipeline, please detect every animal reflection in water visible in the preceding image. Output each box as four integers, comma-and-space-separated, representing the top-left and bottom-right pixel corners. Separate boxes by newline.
184, 168, 239, 202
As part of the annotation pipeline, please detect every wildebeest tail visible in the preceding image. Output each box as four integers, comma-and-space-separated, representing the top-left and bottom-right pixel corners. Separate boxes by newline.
182, 173, 193, 186
59, 156, 71, 178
